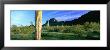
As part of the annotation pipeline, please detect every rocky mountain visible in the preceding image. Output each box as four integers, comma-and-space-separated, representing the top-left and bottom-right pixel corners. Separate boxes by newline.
43, 11, 100, 26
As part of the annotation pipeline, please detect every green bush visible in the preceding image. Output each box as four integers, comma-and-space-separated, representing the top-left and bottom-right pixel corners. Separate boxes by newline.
11, 25, 35, 40
11, 22, 100, 40
42, 22, 100, 40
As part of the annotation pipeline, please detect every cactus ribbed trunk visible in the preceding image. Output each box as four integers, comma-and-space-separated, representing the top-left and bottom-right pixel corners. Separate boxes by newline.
36, 10, 42, 40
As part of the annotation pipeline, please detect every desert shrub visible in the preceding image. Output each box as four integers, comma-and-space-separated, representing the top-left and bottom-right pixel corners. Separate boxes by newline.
42, 22, 100, 40
11, 25, 35, 40
83, 22, 100, 39
62, 26, 71, 33
11, 22, 100, 40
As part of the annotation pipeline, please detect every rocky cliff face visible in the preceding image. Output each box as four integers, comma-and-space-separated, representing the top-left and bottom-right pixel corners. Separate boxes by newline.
43, 11, 100, 26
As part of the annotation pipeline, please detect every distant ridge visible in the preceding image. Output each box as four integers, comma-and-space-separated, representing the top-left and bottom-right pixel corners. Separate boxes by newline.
43, 11, 100, 26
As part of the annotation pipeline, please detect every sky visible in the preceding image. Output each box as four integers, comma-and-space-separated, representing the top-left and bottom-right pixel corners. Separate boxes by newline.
42, 10, 90, 25
11, 10, 90, 26
11, 10, 35, 26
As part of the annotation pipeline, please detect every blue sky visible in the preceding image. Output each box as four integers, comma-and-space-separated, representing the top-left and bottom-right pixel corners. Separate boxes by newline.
11, 10, 35, 26
11, 10, 90, 26
42, 10, 90, 25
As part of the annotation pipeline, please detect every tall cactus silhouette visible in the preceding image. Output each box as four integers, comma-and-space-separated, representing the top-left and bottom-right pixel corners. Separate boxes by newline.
47, 20, 49, 27
36, 10, 42, 40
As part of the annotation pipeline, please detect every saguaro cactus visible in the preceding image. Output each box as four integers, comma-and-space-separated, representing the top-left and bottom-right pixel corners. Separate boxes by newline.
47, 20, 49, 27
36, 10, 42, 40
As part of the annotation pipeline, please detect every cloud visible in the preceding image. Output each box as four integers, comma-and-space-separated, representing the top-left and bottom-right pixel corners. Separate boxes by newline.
54, 10, 90, 21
